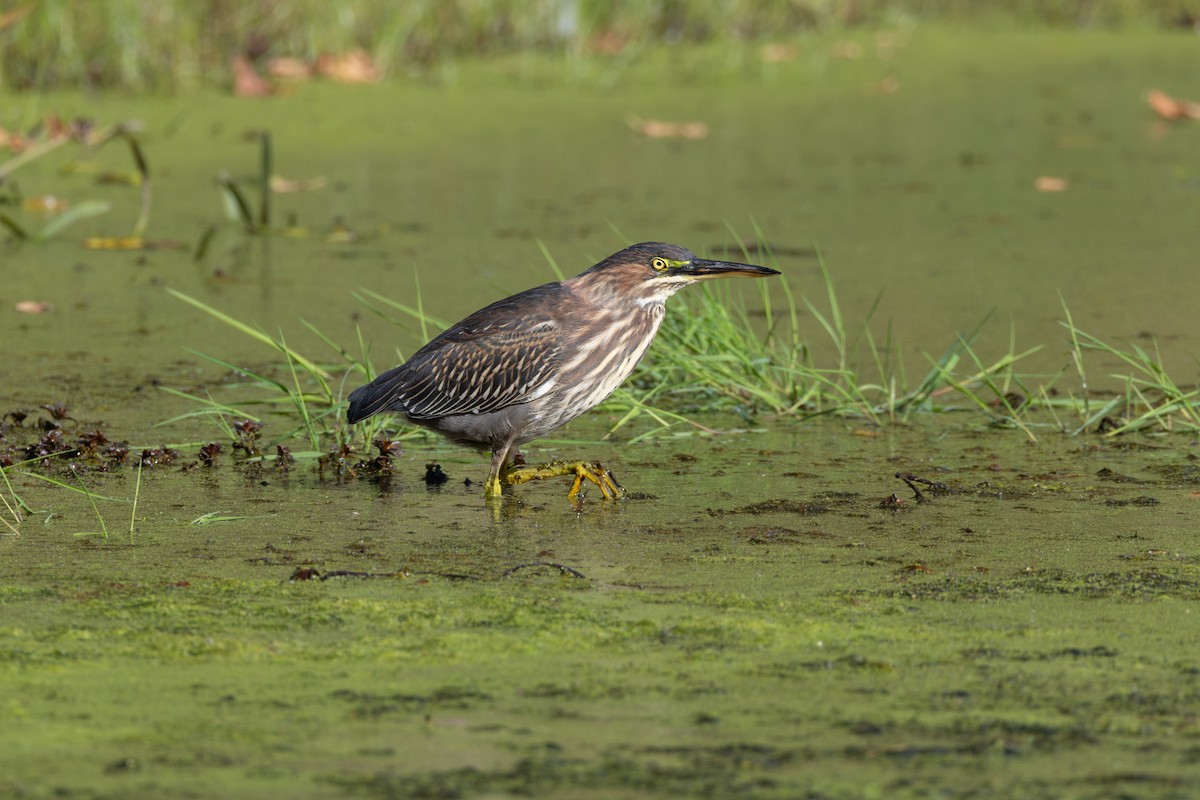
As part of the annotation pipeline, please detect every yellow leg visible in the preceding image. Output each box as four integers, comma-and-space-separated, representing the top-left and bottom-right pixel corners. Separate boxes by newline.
501, 459, 624, 501
484, 446, 511, 500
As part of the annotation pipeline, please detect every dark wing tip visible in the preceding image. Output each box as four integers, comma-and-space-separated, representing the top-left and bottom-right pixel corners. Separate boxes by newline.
346, 381, 389, 424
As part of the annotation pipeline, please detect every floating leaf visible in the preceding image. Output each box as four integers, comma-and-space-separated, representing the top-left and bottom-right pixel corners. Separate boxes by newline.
627, 116, 709, 140
1147, 89, 1200, 121
1034, 176, 1069, 192
21, 195, 69, 213
270, 175, 327, 193
84, 236, 146, 250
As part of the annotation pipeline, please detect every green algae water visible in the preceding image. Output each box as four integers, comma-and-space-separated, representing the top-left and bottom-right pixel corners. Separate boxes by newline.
4, 423, 1199, 798
3, 27, 1200, 799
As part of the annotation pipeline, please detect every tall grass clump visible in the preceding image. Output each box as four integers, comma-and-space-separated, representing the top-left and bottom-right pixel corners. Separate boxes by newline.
158, 287, 438, 458
637, 237, 1196, 441
639, 238, 1048, 437
1050, 298, 1200, 436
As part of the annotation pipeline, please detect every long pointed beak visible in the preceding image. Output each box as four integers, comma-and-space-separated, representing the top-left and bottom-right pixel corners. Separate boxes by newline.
683, 258, 780, 280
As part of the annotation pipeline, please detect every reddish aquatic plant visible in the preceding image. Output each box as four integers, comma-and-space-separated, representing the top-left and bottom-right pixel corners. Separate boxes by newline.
25, 428, 74, 459
198, 442, 222, 466
232, 419, 263, 456
104, 442, 130, 466
139, 446, 178, 468
373, 436, 403, 459
76, 430, 109, 455
40, 402, 72, 421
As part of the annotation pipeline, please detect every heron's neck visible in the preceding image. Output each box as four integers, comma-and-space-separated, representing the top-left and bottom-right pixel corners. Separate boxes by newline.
569, 274, 685, 313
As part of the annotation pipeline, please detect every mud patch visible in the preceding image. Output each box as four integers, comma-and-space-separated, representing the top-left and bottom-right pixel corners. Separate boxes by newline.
866, 568, 1200, 601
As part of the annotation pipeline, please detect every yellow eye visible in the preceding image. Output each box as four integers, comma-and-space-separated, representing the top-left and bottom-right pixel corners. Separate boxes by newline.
651, 258, 669, 271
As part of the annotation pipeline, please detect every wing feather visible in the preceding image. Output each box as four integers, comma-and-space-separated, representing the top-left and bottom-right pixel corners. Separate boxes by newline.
346, 284, 564, 423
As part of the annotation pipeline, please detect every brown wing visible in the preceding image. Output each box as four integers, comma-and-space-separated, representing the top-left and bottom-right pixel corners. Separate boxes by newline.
347, 285, 564, 423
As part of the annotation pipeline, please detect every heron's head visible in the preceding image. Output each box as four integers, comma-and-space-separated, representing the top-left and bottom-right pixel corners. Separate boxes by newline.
575, 242, 780, 307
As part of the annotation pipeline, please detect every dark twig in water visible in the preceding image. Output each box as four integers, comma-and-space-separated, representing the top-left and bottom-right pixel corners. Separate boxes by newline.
117, 124, 152, 238
895, 472, 949, 503
258, 131, 272, 229
287, 562, 588, 583
286, 566, 479, 582
193, 224, 217, 262
288, 567, 398, 582
318, 569, 396, 580
500, 561, 588, 579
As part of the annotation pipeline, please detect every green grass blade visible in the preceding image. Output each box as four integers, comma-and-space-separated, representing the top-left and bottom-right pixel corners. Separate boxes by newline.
167, 289, 333, 380
35, 200, 112, 241
17, 470, 128, 503
129, 460, 143, 542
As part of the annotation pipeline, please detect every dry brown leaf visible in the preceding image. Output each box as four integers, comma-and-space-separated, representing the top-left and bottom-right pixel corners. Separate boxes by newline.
627, 116, 709, 140
874, 32, 907, 59
43, 114, 69, 138
588, 31, 627, 55
1147, 89, 1200, 121
21, 195, 68, 213
270, 175, 328, 193
1034, 176, 1069, 192
868, 76, 900, 95
760, 43, 797, 63
232, 55, 272, 98
314, 50, 379, 84
0, 4, 31, 32
266, 57, 313, 80
831, 41, 863, 60
0, 126, 28, 152
15, 300, 53, 314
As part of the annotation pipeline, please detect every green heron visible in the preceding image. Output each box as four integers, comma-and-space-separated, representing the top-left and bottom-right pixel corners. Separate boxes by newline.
347, 242, 779, 499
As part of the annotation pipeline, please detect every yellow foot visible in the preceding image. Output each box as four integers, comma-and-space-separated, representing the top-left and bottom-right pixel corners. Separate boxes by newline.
484, 473, 505, 500
501, 459, 625, 501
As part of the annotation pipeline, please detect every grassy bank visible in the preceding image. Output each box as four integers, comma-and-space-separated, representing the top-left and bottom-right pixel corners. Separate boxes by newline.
0, 0, 1195, 91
